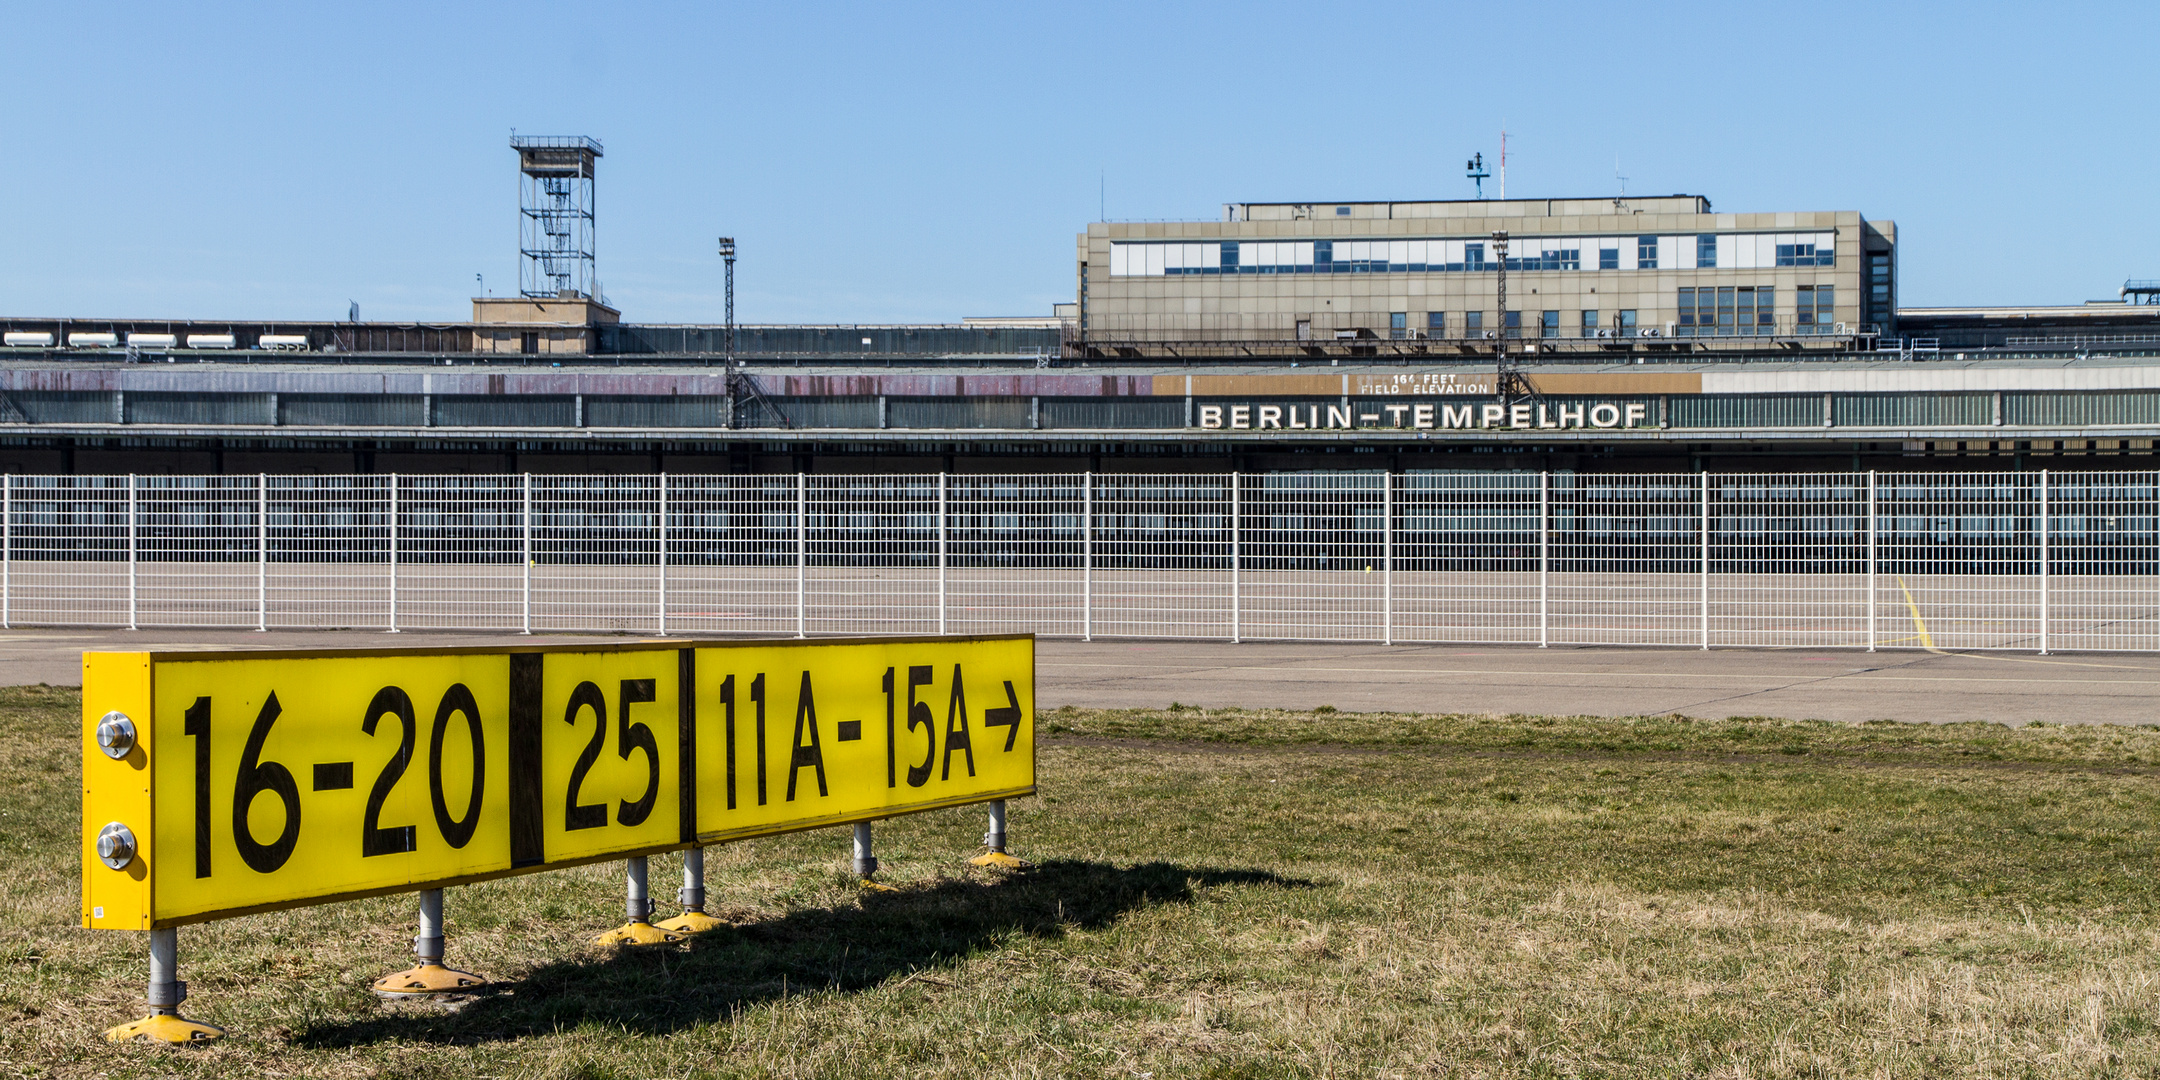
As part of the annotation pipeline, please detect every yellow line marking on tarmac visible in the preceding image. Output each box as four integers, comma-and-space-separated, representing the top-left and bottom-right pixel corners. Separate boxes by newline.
1892, 576, 2150, 670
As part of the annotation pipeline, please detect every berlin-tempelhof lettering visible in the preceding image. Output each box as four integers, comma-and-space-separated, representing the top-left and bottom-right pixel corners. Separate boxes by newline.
1199, 400, 1651, 430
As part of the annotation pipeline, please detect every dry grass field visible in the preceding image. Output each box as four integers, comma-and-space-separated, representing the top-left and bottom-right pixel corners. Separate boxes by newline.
6, 685, 2160, 1077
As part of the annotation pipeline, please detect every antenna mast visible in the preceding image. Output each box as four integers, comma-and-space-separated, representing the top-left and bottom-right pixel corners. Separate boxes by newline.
1466, 152, 1488, 199
1498, 130, 1507, 200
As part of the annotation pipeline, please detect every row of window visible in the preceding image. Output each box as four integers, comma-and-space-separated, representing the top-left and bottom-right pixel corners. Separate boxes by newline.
1108, 232, 1839, 276
1368, 285, 1839, 339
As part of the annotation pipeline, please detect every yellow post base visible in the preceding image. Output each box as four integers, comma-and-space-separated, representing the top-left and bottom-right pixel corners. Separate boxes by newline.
372, 962, 489, 998
859, 878, 899, 893
104, 1012, 225, 1043
968, 850, 1031, 869
592, 920, 684, 946
653, 909, 726, 934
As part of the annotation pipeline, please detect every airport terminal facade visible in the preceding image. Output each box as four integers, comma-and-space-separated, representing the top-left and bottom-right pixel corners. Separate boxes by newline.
0, 194, 2157, 477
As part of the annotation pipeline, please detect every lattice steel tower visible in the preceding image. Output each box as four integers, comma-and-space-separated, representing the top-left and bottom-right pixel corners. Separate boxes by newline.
511, 135, 602, 298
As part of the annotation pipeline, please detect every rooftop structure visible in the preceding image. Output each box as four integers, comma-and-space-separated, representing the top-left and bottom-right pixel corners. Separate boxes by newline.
511, 135, 602, 300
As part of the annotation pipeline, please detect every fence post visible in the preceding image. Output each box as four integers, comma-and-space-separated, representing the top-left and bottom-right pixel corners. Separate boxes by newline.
795, 472, 807, 639
521, 473, 533, 636
2, 473, 11, 630
2038, 468, 2050, 655
1866, 470, 1877, 652
1698, 472, 1710, 650
126, 473, 137, 632
256, 473, 268, 632
387, 473, 399, 632
1230, 472, 1242, 644
1381, 470, 1393, 645
1081, 471, 1092, 642
656, 473, 668, 636
937, 472, 948, 636
1538, 471, 1550, 648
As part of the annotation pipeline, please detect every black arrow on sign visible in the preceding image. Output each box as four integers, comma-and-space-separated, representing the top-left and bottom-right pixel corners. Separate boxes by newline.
984, 681, 1023, 753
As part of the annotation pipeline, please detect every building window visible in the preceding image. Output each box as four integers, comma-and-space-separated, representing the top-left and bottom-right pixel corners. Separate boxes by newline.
1580, 310, 1599, 338
1717, 287, 1736, 333
1796, 285, 1836, 331
1427, 311, 1445, 337
1696, 234, 1718, 268
1637, 236, 1658, 270
1464, 242, 1485, 269
1677, 287, 1724, 334
1752, 287, 1774, 330
1219, 241, 1239, 271
1617, 310, 1637, 337
1390, 312, 1407, 340
1336, 206, 1351, 216
1776, 242, 1832, 267
1599, 247, 1619, 270
1503, 311, 1521, 339
1540, 311, 1559, 338
1464, 311, 1484, 335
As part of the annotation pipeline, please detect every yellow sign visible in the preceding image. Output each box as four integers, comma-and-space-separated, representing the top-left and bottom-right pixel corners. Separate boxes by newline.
81, 636, 1034, 930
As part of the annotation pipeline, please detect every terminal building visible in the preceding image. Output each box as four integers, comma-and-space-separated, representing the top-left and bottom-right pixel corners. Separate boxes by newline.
1076, 195, 1895, 354
3, 169, 2160, 477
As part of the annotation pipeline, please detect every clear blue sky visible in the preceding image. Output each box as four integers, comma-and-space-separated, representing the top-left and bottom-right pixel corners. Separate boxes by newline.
2, 2, 2151, 324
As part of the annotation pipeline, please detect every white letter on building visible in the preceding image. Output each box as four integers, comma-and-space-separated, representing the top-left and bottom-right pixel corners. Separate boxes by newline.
1624, 403, 1648, 427
1558, 403, 1584, 428
1590, 403, 1620, 428
1413, 404, 1435, 429
1259, 405, 1282, 428
1444, 405, 1473, 428
1231, 405, 1251, 429
1510, 404, 1532, 428
1326, 405, 1351, 428
1385, 404, 1410, 427
1200, 405, 1223, 429
1481, 404, 1506, 428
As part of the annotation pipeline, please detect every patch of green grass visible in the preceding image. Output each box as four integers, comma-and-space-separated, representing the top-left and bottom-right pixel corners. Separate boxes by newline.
7, 687, 2160, 1076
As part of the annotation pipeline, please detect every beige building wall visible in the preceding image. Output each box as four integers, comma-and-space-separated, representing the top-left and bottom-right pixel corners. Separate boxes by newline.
1076, 198, 1883, 346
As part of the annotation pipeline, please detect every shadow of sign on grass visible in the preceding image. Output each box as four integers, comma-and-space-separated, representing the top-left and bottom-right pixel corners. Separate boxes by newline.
298, 859, 1318, 1046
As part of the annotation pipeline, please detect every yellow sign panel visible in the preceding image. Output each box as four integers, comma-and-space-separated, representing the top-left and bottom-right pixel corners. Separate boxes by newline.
81, 636, 1034, 930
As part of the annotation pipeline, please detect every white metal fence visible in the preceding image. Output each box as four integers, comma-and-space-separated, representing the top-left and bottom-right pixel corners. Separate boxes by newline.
3, 470, 2156, 653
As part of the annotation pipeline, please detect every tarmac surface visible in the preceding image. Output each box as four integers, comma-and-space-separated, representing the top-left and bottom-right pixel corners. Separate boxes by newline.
3, 628, 2156, 726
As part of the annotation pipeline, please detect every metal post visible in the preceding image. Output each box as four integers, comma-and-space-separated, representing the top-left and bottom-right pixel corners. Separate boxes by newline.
656, 473, 668, 636
795, 472, 807, 638
521, 473, 533, 636
1699, 472, 1710, 650
3, 474, 11, 630
1866, 471, 1878, 652
1082, 471, 1093, 641
1538, 471, 1549, 648
147, 927, 182, 1012
2039, 468, 2050, 655
654, 845, 722, 933
937, 472, 948, 636
1230, 472, 1242, 644
414, 888, 444, 966
1381, 470, 1393, 645
387, 474, 399, 632
966, 797, 1024, 867
255, 473, 268, 632
852, 821, 877, 879
126, 473, 137, 631
625, 856, 650, 922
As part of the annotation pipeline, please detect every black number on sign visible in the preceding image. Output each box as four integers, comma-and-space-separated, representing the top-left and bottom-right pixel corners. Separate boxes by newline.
233, 693, 301, 874
905, 665, 935, 788
361, 686, 419, 857
563, 681, 608, 831
429, 683, 485, 849
882, 667, 895, 788
184, 696, 211, 878
616, 678, 658, 826
720, 673, 737, 810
